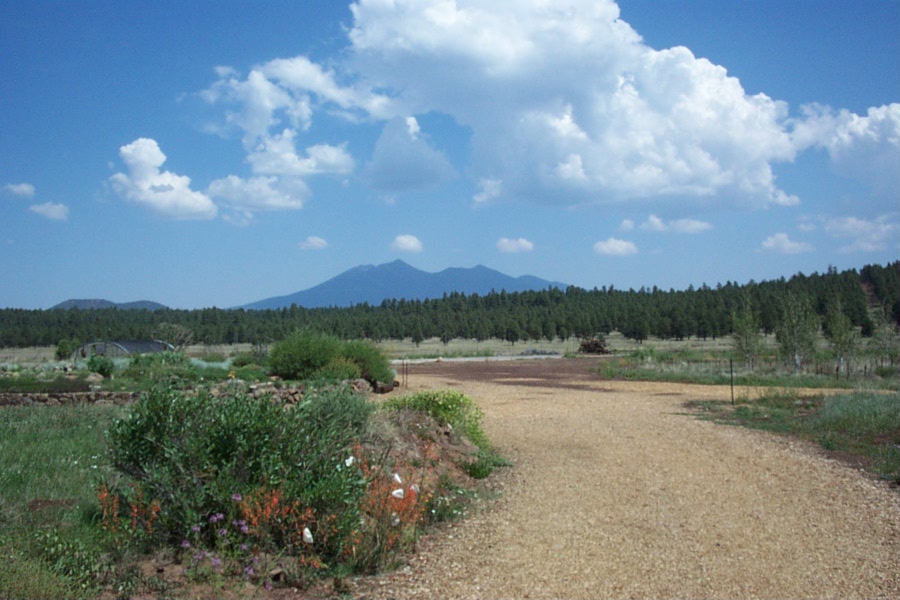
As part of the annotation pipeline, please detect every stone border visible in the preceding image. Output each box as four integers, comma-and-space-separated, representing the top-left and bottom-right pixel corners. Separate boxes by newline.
0, 391, 140, 407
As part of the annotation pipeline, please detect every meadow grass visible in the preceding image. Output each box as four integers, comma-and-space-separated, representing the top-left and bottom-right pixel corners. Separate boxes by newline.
0, 404, 122, 599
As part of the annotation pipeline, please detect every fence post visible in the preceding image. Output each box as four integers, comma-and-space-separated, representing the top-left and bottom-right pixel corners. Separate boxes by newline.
730, 358, 734, 405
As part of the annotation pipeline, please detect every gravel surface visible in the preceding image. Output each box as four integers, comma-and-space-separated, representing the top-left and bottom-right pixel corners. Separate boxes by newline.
353, 358, 900, 599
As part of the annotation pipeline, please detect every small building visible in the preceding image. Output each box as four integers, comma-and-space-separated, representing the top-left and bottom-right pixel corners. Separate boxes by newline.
74, 340, 175, 359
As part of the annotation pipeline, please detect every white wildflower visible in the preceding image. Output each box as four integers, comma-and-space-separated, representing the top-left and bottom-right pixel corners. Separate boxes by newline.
302, 527, 314, 544
391, 488, 405, 499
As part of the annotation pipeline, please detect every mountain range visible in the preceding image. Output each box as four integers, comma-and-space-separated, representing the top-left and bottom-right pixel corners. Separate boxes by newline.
242, 260, 568, 309
51, 261, 568, 311
51, 299, 169, 311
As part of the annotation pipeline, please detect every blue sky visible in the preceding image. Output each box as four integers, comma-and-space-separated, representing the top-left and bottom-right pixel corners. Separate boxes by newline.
1, 0, 897, 310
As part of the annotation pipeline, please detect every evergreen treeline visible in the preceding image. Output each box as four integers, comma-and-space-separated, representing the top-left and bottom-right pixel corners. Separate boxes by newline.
1, 262, 896, 349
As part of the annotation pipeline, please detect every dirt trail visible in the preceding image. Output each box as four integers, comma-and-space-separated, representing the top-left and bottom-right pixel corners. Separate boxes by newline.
355, 359, 900, 599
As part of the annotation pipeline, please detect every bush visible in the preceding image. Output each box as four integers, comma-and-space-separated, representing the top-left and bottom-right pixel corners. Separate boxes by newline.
87, 355, 115, 378
318, 357, 363, 382
383, 389, 490, 451
55, 339, 79, 361
340, 340, 395, 384
105, 384, 373, 566
268, 332, 342, 380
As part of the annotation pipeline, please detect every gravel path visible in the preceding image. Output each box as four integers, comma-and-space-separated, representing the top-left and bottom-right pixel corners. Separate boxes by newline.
355, 359, 900, 599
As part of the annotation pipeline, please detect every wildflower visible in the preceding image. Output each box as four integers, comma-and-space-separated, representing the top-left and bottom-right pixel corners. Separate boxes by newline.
391, 488, 405, 499
192, 524, 202, 533
344, 456, 355, 467
211, 556, 222, 570
302, 527, 314, 544
181, 539, 191, 549
240, 543, 248, 552
392, 473, 402, 484
264, 581, 273, 591
410, 483, 420, 494
244, 565, 255, 576
240, 524, 250, 534
391, 513, 401, 527
232, 493, 243, 502
219, 528, 228, 537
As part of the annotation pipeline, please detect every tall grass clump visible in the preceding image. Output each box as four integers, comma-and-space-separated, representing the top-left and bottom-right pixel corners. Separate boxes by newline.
104, 384, 373, 570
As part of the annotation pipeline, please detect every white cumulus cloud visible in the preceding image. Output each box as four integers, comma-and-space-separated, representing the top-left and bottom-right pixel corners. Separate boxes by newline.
760, 233, 813, 254
247, 129, 354, 177
640, 214, 712, 234
207, 175, 307, 213
823, 215, 898, 253
299, 235, 328, 250
473, 178, 502, 204
110, 138, 217, 220
29, 202, 68, 221
593, 237, 637, 256
3, 183, 35, 198
346, 0, 800, 207
496, 237, 534, 253
792, 103, 900, 202
391, 234, 423, 253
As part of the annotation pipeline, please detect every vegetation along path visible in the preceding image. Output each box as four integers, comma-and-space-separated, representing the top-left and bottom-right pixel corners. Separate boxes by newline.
355, 358, 899, 599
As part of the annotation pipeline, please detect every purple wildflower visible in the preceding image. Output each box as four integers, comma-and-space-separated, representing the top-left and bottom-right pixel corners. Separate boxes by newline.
191, 524, 202, 533
181, 539, 191, 549
232, 493, 243, 502
219, 528, 228, 536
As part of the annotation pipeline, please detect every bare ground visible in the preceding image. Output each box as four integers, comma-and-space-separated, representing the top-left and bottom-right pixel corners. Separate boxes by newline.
350, 357, 900, 599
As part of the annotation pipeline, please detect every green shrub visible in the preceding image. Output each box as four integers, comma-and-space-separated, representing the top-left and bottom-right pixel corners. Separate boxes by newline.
55, 339, 79, 361
318, 357, 363, 382
383, 389, 490, 450
87, 355, 115, 378
105, 384, 372, 564
340, 340, 395, 384
268, 332, 342, 380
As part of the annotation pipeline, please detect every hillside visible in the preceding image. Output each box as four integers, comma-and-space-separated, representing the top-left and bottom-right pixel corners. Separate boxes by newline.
51, 299, 168, 311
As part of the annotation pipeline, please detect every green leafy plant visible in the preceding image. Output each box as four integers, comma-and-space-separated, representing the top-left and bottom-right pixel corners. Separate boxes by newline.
104, 384, 373, 565
383, 389, 490, 451
268, 332, 342, 380
87, 355, 115, 378
318, 357, 363, 382
339, 340, 395, 384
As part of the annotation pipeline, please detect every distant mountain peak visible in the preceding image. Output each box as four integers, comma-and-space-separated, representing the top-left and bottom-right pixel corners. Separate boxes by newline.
243, 261, 567, 310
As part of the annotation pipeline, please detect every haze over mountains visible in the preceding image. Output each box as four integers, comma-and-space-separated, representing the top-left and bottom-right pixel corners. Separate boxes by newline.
52, 261, 568, 310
